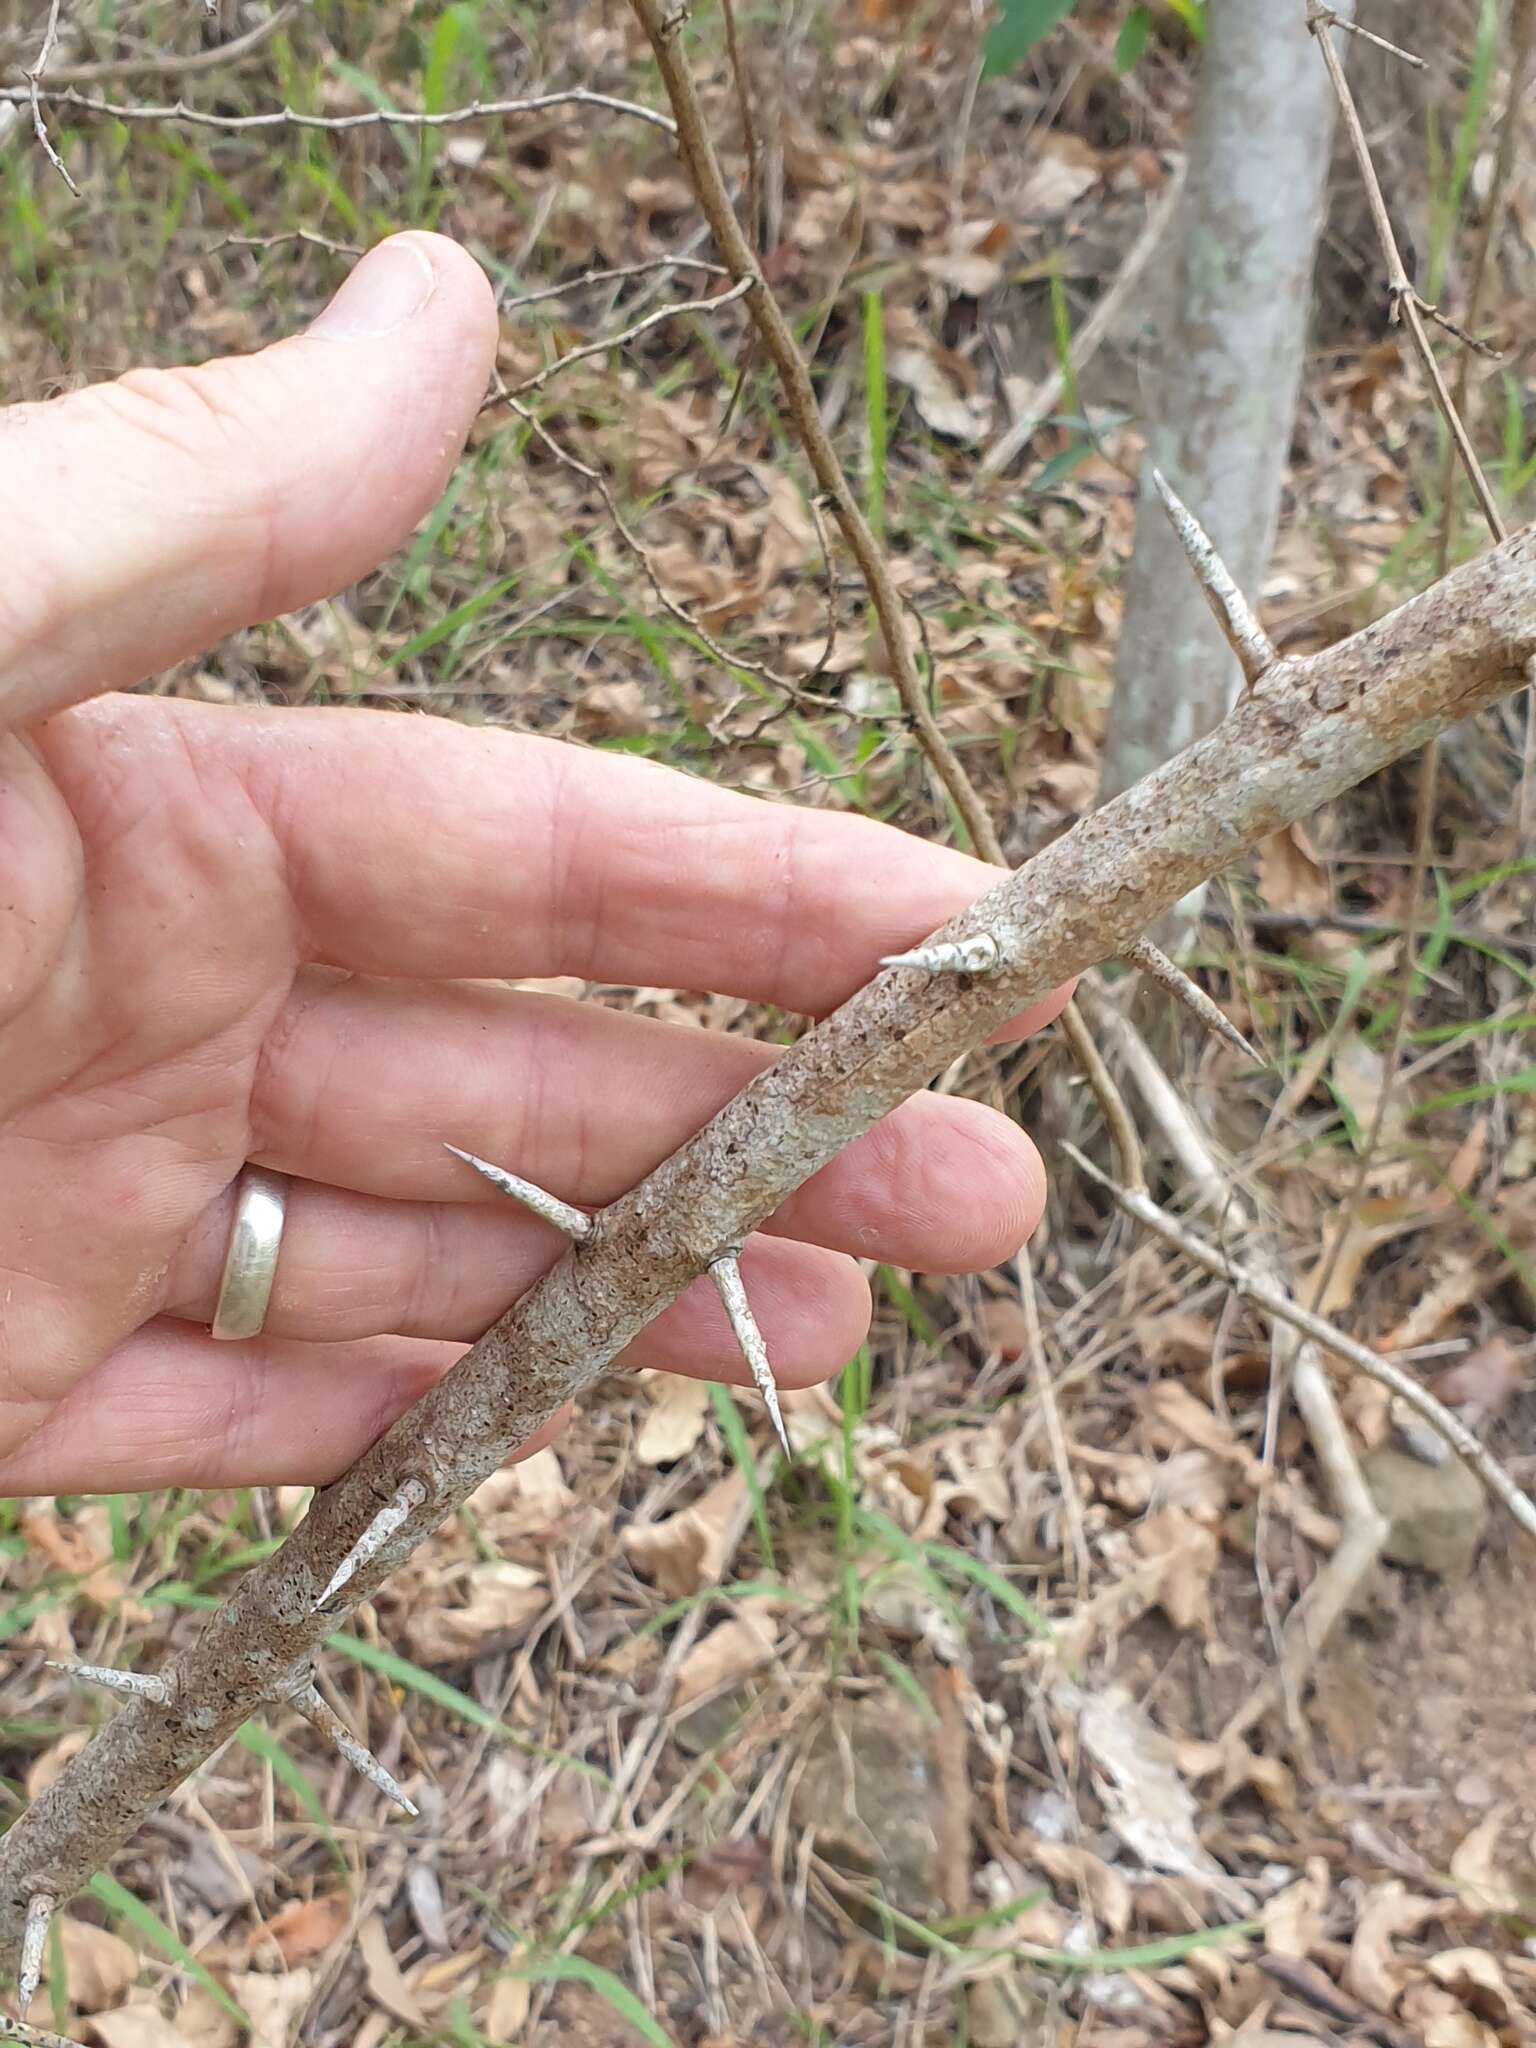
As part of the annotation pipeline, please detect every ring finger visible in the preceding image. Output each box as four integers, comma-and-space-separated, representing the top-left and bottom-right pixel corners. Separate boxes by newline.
164, 1178, 873, 1372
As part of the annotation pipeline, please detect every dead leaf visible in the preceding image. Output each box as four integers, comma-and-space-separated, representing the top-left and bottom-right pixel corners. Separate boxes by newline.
1261, 1860, 1328, 1958
400, 1560, 546, 1665
1024, 1838, 1132, 1939
622, 1470, 748, 1597
87, 2006, 186, 2048
1132, 1506, 1220, 1635
464, 1448, 574, 1538
249, 1894, 348, 1968
1057, 1680, 1243, 1899
1344, 1880, 1442, 2012
21, 1503, 129, 1608
977, 1297, 1029, 1361
888, 346, 989, 442
922, 251, 1004, 295
683, 1839, 769, 1911
1257, 823, 1330, 916
635, 1371, 710, 1464
1016, 132, 1102, 216
233, 1968, 313, 2048
1449, 1807, 1521, 1915
482, 1973, 531, 2042
36, 1919, 140, 2016
582, 679, 651, 735
1433, 1339, 1522, 1428
171, 1987, 239, 2048
673, 1600, 781, 1709
358, 1916, 426, 2030
1331, 1032, 1388, 1141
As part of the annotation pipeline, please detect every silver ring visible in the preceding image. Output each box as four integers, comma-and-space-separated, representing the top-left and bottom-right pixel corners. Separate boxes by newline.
211, 1165, 288, 1341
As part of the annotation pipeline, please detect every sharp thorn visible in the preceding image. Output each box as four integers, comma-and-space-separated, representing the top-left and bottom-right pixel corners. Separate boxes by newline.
317, 1478, 428, 1609
1149, 470, 1277, 686
17, 1895, 53, 2017
47, 1661, 170, 1705
709, 1253, 792, 1457
443, 1144, 593, 1239
292, 1684, 419, 1817
881, 933, 1003, 975
1123, 937, 1264, 1065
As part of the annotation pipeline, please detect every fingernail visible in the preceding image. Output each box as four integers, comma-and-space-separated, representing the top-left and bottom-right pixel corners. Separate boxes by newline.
307, 235, 437, 341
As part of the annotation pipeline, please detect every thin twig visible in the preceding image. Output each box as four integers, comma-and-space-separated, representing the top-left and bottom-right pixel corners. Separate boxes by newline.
210, 227, 362, 259
1307, 7, 1426, 68
1303, 0, 1511, 1313
1436, 0, 1535, 575
719, 0, 759, 257
499, 393, 800, 698
627, 0, 1004, 864
1017, 1247, 1091, 1587
1069, 1148, 1536, 1544
1307, 5, 1505, 542
0, 83, 678, 137
979, 160, 1186, 480
26, 0, 77, 194
3, 2, 295, 85
508, 275, 752, 396
500, 256, 729, 310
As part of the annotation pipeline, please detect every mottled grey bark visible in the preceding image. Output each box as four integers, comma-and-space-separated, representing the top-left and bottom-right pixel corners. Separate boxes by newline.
1099, 0, 1351, 802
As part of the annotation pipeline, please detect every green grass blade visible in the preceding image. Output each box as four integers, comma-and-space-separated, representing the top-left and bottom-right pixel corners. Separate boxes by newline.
88, 1873, 251, 2026
516, 1954, 676, 2047
236, 1723, 348, 1876
328, 1634, 608, 1780
709, 1383, 776, 1562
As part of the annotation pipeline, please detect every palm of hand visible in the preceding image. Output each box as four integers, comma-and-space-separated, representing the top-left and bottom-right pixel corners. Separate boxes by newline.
0, 235, 1056, 1496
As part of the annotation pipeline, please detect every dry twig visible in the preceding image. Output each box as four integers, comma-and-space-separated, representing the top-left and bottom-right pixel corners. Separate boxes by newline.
1068, 1149, 1536, 1544
2, 2, 296, 86
0, 83, 679, 137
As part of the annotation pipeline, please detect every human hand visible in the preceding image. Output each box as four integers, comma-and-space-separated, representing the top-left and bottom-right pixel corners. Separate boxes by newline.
0, 233, 1064, 1496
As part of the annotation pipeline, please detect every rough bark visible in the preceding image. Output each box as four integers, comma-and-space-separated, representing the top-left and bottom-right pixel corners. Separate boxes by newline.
2, 519, 1534, 1942
1098, 0, 1350, 803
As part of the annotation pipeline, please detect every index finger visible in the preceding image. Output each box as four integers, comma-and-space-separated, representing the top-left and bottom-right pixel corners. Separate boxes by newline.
143, 694, 1072, 1025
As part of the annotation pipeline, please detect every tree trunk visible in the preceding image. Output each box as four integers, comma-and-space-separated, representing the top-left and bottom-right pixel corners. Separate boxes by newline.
1098, 0, 1350, 810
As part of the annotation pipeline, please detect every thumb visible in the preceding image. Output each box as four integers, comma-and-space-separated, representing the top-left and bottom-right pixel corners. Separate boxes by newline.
0, 232, 498, 733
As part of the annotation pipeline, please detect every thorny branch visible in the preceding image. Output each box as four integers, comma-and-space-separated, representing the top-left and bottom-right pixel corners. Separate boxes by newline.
3, 508, 1535, 1951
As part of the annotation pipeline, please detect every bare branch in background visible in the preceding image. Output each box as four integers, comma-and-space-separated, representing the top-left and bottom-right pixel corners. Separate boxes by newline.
25, 0, 77, 194
1, 1, 296, 86
0, 83, 679, 138
508, 275, 753, 396
1069, 1148, 1536, 1544
1306, 5, 1505, 541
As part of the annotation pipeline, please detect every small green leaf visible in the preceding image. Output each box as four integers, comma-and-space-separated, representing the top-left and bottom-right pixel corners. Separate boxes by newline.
1114, 5, 1151, 72
1162, 0, 1206, 40
982, 0, 1078, 77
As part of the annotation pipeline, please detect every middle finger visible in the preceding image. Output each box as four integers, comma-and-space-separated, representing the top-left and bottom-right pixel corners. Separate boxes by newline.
250, 974, 1046, 1274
